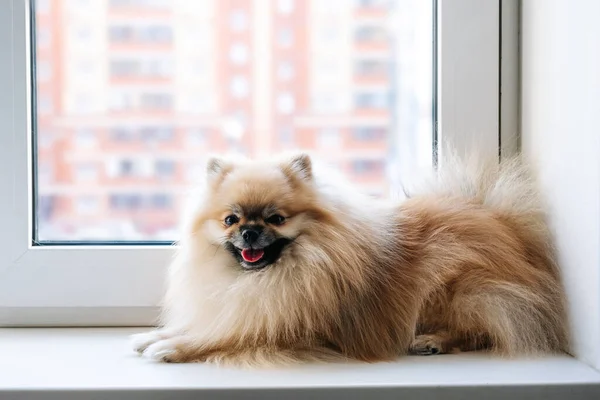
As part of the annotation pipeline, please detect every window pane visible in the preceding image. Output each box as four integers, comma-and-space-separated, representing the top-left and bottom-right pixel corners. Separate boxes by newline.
33, 0, 433, 242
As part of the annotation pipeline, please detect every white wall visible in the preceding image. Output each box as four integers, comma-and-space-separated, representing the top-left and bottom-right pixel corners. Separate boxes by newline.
521, 0, 600, 370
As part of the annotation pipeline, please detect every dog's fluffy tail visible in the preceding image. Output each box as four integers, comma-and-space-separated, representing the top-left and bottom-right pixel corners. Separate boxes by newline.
413, 150, 542, 215
409, 149, 570, 355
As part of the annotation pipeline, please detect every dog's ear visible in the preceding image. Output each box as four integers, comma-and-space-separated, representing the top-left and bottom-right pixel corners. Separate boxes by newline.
282, 153, 312, 182
206, 157, 232, 183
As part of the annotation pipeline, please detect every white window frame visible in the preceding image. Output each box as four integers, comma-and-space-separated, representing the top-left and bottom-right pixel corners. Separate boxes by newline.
0, 0, 516, 326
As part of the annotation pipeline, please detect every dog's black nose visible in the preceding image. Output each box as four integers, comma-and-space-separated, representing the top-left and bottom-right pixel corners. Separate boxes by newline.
241, 228, 260, 244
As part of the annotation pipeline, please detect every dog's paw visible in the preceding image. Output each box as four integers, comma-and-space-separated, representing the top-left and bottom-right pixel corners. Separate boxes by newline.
130, 331, 165, 354
410, 334, 445, 356
143, 338, 190, 363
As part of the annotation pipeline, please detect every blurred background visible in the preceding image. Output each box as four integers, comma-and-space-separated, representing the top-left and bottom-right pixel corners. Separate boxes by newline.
33, 0, 433, 241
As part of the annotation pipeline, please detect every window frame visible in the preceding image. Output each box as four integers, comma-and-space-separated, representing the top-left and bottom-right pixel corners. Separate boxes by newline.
0, 0, 516, 326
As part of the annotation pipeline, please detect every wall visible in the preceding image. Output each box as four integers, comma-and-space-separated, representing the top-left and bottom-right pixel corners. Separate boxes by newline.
521, 0, 600, 370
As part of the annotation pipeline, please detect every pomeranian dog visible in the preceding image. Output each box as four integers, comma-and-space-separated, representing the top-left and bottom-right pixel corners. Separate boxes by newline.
131, 152, 568, 366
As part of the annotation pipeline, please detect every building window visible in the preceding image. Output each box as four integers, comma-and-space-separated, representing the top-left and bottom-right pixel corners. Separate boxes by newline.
229, 43, 249, 65
354, 26, 388, 43
109, 0, 170, 9
75, 129, 96, 147
118, 159, 135, 176
277, 0, 294, 14
36, 0, 50, 13
229, 10, 248, 32
279, 127, 294, 146
149, 193, 172, 209
74, 163, 99, 181
277, 93, 295, 114
354, 92, 389, 109
155, 159, 175, 179
37, 95, 53, 114
109, 91, 134, 111
111, 127, 136, 141
37, 195, 55, 222
351, 159, 384, 175
317, 128, 342, 149
110, 60, 139, 77
352, 127, 386, 141
355, 60, 388, 77
37, 61, 52, 82
109, 24, 172, 43
230, 76, 249, 99
76, 196, 99, 215
141, 127, 174, 142
139, 93, 173, 111
187, 128, 207, 146
38, 162, 53, 184
138, 25, 172, 43
355, 0, 391, 9
108, 25, 133, 42
36, 27, 51, 48
312, 93, 347, 114
109, 194, 142, 210
277, 27, 294, 48
277, 61, 294, 81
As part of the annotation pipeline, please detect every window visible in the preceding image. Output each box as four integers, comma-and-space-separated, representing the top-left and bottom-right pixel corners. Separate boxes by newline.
154, 159, 176, 179
37, 95, 53, 114
355, 0, 391, 9
229, 10, 248, 32
36, 61, 52, 82
0, 0, 512, 327
277, 93, 295, 114
138, 26, 172, 43
110, 59, 138, 77
74, 163, 99, 181
187, 128, 207, 146
109, 0, 170, 10
354, 91, 389, 109
317, 128, 342, 149
118, 159, 135, 176
109, 24, 172, 43
230, 76, 249, 99
229, 43, 249, 64
110, 193, 142, 210
139, 93, 173, 111
75, 129, 97, 147
355, 60, 388, 77
351, 159, 384, 175
277, 27, 294, 48
311, 92, 348, 114
149, 193, 173, 209
111, 127, 135, 141
279, 127, 294, 146
353, 127, 386, 141
277, 0, 294, 14
108, 26, 133, 42
277, 61, 294, 81
76, 196, 99, 215
36, 27, 51, 48
141, 126, 174, 142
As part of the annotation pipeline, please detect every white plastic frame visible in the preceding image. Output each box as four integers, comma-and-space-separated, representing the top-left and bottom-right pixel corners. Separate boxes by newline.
0, 0, 516, 326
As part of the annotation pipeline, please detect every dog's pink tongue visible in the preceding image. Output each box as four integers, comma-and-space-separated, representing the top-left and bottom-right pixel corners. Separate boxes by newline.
241, 248, 264, 263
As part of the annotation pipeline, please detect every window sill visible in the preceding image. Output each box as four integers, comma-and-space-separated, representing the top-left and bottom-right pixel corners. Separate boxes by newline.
0, 328, 599, 400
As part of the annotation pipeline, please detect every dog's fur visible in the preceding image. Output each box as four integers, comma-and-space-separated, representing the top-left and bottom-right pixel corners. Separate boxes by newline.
131, 152, 569, 366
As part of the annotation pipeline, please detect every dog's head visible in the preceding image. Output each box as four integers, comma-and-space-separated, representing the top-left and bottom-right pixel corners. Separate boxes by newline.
198, 154, 325, 271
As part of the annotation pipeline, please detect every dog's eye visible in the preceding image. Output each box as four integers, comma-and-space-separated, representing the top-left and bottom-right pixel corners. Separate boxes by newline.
224, 215, 239, 226
265, 214, 286, 225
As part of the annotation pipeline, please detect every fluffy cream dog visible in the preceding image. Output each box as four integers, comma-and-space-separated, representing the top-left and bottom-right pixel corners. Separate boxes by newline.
131, 153, 568, 366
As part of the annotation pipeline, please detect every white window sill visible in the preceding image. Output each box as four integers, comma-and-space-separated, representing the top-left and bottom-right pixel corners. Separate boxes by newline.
0, 328, 599, 400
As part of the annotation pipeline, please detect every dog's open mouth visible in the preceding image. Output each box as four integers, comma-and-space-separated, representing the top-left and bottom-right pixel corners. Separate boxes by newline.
226, 238, 292, 271
240, 248, 265, 263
